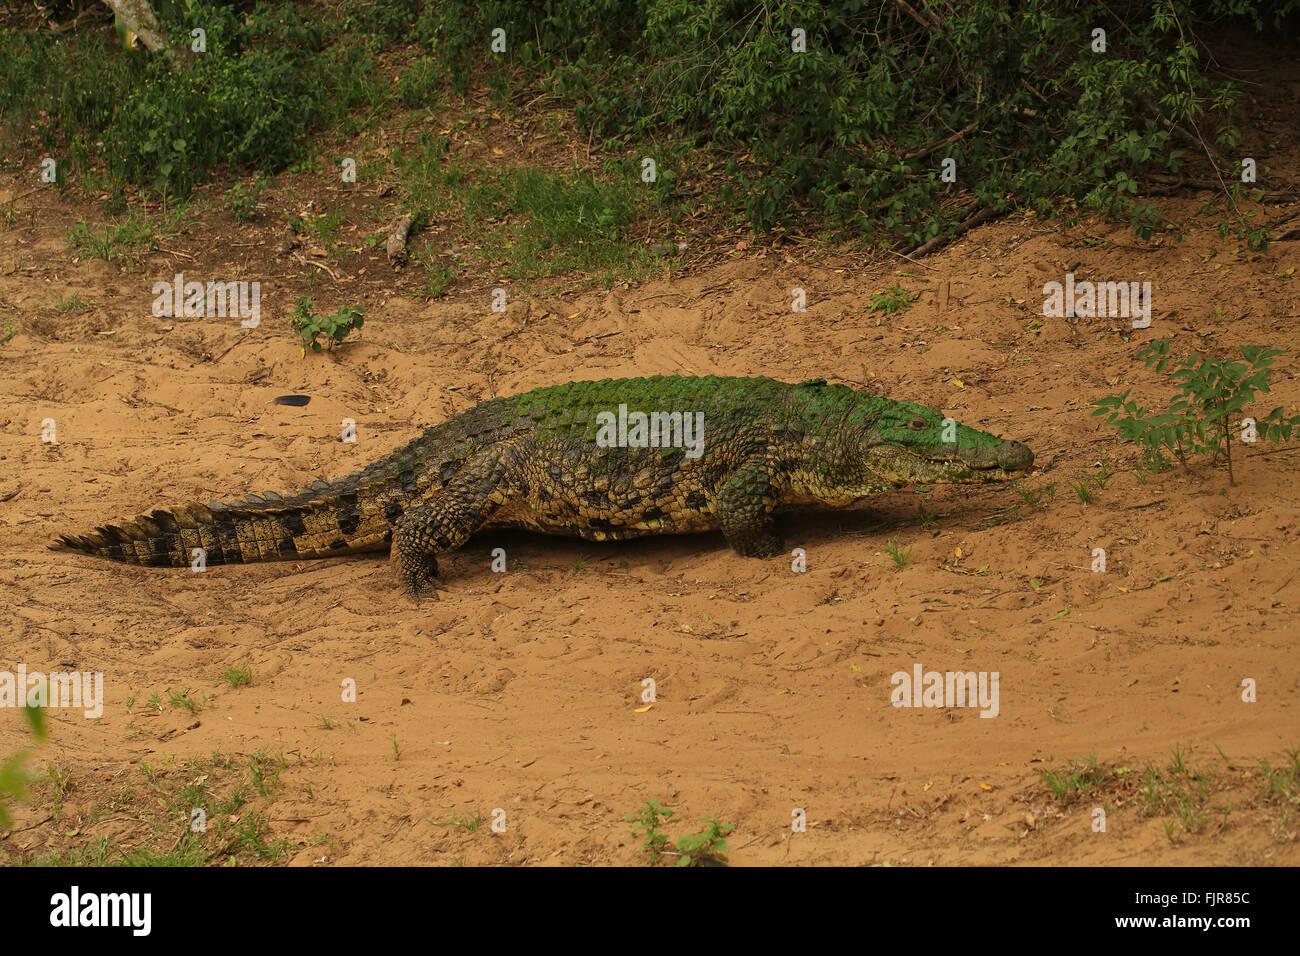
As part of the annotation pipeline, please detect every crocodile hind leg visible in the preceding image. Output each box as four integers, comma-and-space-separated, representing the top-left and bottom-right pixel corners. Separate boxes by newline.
717, 461, 783, 558
390, 453, 509, 600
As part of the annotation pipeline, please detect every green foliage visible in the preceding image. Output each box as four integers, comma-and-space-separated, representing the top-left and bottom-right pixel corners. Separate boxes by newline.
223, 178, 267, 222
1042, 753, 1109, 802
672, 816, 734, 867
408, 0, 1297, 244
0, 706, 48, 829
1139, 748, 1215, 838
1093, 336, 1300, 484
1259, 748, 1300, 809
1013, 481, 1056, 510
395, 130, 662, 282
625, 799, 674, 863
4, 0, 1295, 237
624, 800, 736, 866
869, 285, 917, 315
290, 297, 364, 354
0, 2, 385, 195
414, 247, 456, 300
398, 56, 445, 108
67, 206, 191, 262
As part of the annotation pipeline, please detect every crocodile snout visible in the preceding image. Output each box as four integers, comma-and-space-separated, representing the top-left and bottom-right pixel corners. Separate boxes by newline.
997, 440, 1034, 473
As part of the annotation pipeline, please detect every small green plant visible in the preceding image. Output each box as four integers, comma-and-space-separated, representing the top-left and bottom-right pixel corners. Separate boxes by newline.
423, 262, 455, 300
1091, 460, 1115, 489
1042, 753, 1110, 803
302, 205, 346, 257
1139, 748, 1215, 840
1093, 337, 1300, 484
429, 812, 485, 832
290, 297, 364, 355
223, 179, 267, 222
55, 293, 89, 312
66, 206, 192, 263
289, 156, 324, 175
1013, 481, 1056, 510
223, 666, 252, 689
1070, 479, 1095, 504
885, 538, 911, 568
248, 751, 283, 798
625, 800, 736, 866
869, 285, 917, 315
397, 56, 444, 107
1259, 748, 1300, 809
0, 317, 14, 344
45, 765, 71, 820
673, 816, 734, 867
916, 501, 937, 528
168, 689, 201, 714
233, 810, 292, 861
625, 799, 674, 864
0, 706, 47, 829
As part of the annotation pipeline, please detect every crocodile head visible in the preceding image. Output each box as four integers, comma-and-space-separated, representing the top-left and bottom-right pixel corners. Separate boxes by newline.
861, 400, 1034, 487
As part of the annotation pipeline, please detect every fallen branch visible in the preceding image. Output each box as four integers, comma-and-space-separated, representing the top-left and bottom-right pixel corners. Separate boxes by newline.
894, 0, 941, 33
904, 118, 980, 162
1268, 210, 1300, 242
904, 205, 1005, 258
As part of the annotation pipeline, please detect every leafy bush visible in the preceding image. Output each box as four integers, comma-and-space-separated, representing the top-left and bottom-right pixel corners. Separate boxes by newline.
3, 0, 1297, 240
0, 2, 382, 195
411, 0, 1300, 244
1093, 337, 1300, 484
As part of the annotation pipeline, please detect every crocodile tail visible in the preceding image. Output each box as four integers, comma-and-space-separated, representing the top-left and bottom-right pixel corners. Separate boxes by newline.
53, 481, 395, 568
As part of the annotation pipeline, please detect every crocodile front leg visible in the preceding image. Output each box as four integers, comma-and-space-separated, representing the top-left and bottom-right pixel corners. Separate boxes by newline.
717, 460, 782, 558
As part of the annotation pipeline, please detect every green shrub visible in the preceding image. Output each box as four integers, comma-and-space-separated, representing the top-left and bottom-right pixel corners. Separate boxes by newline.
0, 2, 383, 195
411, 0, 1300, 244
1093, 337, 1300, 484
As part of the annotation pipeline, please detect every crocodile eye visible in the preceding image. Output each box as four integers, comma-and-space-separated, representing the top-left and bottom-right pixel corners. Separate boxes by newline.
908, 418, 927, 431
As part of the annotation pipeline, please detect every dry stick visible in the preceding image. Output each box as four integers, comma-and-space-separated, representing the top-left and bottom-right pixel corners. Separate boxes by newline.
904, 118, 980, 162
5, 186, 43, 204
905, 205, 1005, 259
212, 331, 249, 363
894, 0, 941, 33
1269, 210, 1300, 242
1136, 92, 1228, 186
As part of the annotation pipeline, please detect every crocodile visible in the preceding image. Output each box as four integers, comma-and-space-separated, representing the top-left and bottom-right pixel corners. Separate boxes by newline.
54, 375, 1033, 598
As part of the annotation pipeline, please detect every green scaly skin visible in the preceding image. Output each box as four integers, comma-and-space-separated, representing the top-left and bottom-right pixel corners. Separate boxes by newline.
54, 375, 1034, 598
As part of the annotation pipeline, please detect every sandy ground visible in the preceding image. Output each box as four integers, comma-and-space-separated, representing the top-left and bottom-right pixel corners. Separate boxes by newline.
2, 120, 1299, 866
